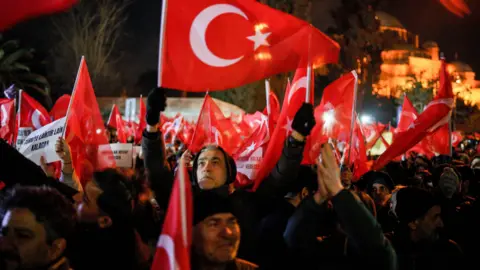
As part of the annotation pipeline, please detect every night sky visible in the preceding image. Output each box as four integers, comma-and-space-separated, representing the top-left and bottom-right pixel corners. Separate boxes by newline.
5, 0, 480, 94
384, 0, 480, 72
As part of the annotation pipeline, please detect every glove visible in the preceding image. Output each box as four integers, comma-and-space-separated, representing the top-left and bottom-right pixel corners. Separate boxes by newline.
146, 87, 167, 126
292, 103, 316, 136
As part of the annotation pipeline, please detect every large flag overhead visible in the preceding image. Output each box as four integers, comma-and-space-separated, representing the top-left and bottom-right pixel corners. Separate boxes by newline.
373, 59, 454, 170
158, 0, 339, 91
0, 0, 78, 31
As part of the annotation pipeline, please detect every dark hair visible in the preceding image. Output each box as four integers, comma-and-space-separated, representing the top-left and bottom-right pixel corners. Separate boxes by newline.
2, 186, 76, 244
93, 169, 133, 223
192, 145, 237, 186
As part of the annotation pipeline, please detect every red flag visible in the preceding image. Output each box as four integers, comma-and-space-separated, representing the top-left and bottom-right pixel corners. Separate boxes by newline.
306, 71, 357, 163
50, 94, 71, 121
17, 91, 51, 130
263, 90, 281, 130
364, 123, 387, 150
136, 97, 147, 144
253, 66, 313, 189
159, 0, 339, 91
188, 95, 239, 154
344, 117, 369, 181
439, 0, 470, 17
0, 99, 15, 143
373, 60, 454, 170
107, 104, 128, 143
151, 162, 192, 270
396, 95, 418, 134
0, 0, 78, 31
428, 124, 450, 155
66, 57, 115, 185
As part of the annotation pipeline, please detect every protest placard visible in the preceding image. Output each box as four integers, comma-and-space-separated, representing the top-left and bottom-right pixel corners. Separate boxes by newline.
101, 143, 133, 168
16, 127, 33, 150
19, 117, 66, 165
236, 147, 263, 181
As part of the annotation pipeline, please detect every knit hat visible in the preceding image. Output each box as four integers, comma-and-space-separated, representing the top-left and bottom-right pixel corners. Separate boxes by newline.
395, 187, 437, 224
364, 171, 395, 193
193, 190, 235, 225
192, 145, 237, 186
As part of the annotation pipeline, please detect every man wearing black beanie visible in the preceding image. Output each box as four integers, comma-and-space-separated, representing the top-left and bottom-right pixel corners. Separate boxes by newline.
191, 191, 257, 270
389, 187, 464, 270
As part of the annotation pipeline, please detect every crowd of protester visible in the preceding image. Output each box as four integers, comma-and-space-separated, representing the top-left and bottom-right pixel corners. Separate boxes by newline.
1, 87, 479, 270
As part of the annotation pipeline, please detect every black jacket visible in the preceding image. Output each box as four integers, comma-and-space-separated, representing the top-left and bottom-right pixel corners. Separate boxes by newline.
142, 130, 305, 263
284, 190, 397, 270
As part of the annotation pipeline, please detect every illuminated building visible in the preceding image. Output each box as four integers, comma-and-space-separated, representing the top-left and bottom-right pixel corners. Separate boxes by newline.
373, 11, 480, 107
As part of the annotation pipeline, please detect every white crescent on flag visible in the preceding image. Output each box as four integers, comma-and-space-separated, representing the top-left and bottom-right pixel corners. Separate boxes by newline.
287, 76, 307, 105
157, 234, 178, 270
32, 109, 44, 130
190, 4, 248, 67
189, 4, 271, 67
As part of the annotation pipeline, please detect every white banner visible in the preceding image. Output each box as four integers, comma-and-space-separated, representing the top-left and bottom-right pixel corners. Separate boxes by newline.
16, 127, 33, 150
19, 117, 66, 165
105, 143, 133, 168
236, 147, 263, 181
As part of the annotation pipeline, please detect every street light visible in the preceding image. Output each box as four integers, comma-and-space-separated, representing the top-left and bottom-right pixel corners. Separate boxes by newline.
361, 114, 374, 124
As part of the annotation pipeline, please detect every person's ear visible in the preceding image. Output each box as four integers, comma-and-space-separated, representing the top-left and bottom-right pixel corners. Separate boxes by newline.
48, 238, 66, 261
97, 216, 113, 229
301, 187, 309, 200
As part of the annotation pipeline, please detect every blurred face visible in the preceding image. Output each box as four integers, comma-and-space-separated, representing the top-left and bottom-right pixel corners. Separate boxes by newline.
438, 175, 459, 199
414, 206, 444, 242
193, 213, 240, 264
371, 183, 390, 206
341, 170, 352, 188
74, 181, 103, 223
0, 208, 61, 269
196, 149, 227, 190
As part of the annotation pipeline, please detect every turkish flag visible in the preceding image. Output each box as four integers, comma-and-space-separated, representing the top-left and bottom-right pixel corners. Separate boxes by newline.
396, 95, 418, 134
253, 66, 313, 189
159, 0, 339, 91
107, 104, 128, 143
151, 161, 192, 270
17, 91, 51, 130
0, 0, 78, 31
373, 60, 454, 170
343, 117, 369, 181
305, 71, 357, 163
66, 57, 115, 185
263, 89, 281, 131
0, 99, 15, 143
188, 95, 240, 154
50, 94, 71, 121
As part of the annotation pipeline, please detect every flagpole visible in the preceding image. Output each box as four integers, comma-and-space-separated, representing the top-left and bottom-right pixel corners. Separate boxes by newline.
305, 65, 312, 103
107, 104, 115, 126
15, 89, 23, 148
347, 71, 359, 168
157, 0, 169, 87
265, 79, 271, 115
305, 25, 313, 104
62, 56, 84, 139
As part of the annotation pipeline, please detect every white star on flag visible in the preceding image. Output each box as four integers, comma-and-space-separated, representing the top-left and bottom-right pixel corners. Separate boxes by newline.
283, 118, 293, 135
247, 29, 271, 51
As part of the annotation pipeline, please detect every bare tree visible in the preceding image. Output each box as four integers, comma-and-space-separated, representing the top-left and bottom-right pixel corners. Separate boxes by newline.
49, 0, 130, 95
